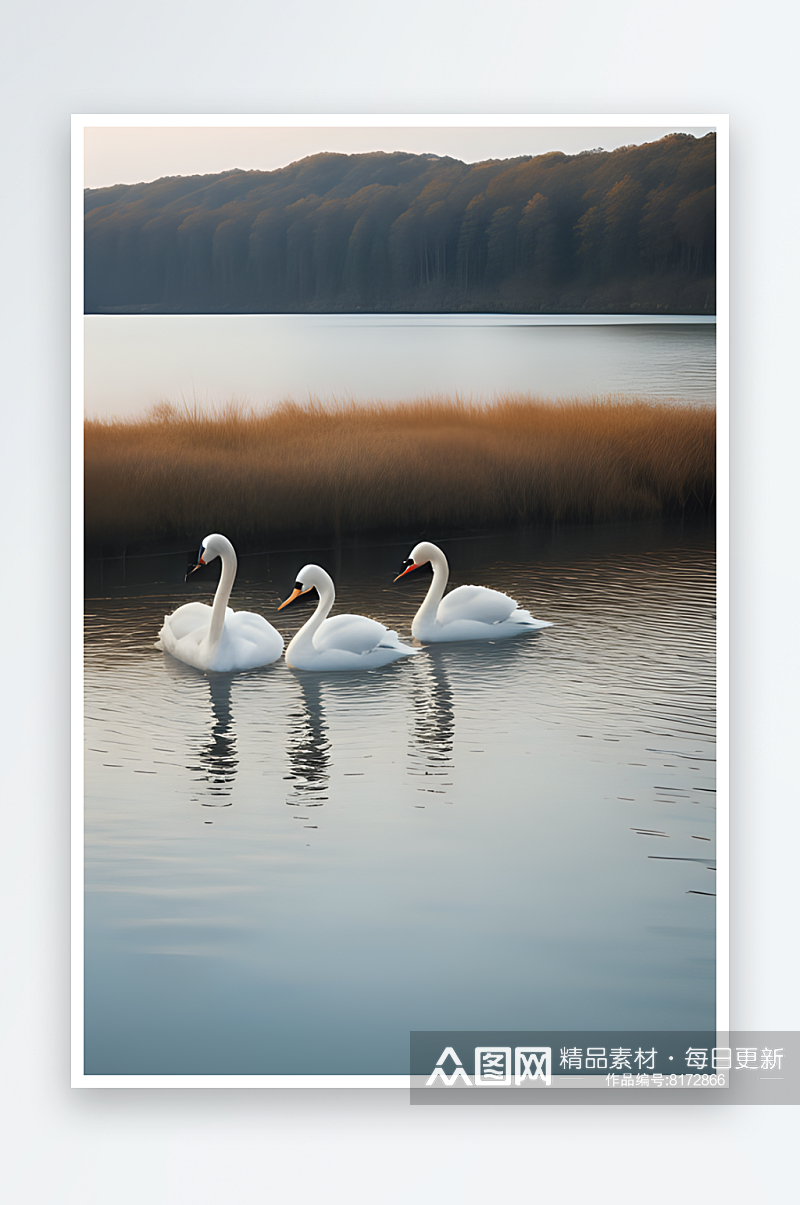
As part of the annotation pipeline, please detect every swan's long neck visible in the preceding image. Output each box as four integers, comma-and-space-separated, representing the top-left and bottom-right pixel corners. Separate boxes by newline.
288, 575, 335, 654
208, 546, 237, 648
415, 549, 449, 627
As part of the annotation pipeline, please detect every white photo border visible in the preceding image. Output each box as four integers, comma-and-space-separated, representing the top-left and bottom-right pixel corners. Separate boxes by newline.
72, 112, 728, 1088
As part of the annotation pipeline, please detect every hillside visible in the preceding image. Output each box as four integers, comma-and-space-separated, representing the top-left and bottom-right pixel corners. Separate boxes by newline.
84, 133, 716, 315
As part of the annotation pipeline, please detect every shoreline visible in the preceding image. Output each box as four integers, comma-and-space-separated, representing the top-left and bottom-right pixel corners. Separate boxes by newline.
84, 514, 716, 599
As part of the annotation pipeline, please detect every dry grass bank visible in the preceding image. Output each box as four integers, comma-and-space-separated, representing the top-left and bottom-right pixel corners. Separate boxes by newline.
84, 396, 716, 550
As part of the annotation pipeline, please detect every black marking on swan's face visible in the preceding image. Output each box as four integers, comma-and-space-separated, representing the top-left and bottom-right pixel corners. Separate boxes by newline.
279, 580, 317, 610
185, 543, 207, 580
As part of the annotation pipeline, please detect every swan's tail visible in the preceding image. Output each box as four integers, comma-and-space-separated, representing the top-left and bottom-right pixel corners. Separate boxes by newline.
379, 629, 419, 654
511, 608, 553, 629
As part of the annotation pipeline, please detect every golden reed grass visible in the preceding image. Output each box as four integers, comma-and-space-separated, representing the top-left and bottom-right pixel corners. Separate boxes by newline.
84, 396, 716, 549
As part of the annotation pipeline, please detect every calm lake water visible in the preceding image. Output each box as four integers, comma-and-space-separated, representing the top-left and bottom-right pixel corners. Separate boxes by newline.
84, 522, 716, 1075
84, 314, 716, 419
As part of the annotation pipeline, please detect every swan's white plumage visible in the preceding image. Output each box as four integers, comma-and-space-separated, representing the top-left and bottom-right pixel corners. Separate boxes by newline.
398, 541, 551, 643
310, 612, 388, 655
281, 565, 418, 671
437, 584, 517, 626
162, 601, 213, 643
157, 533, 283, 672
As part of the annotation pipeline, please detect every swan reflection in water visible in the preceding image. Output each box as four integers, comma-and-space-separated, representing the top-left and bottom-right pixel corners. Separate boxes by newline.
188, 673, 239, 805
405, 637, 546, 804
407, 653, 455, 798
284, 675, 331, 808
160, 643, 240, 805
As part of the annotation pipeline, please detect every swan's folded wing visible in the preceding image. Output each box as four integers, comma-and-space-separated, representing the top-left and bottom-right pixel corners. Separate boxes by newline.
437, 584, 517, 625
313, 613, 387, 655
226, 609, 276, 640
208, 609, 282, 670
160, 601, 213, 642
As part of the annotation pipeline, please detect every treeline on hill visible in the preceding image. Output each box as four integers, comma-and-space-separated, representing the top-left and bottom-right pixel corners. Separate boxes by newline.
84, 133, 716, 315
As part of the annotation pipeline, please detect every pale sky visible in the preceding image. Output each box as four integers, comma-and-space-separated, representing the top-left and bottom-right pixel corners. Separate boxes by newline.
84, 124, 716, 190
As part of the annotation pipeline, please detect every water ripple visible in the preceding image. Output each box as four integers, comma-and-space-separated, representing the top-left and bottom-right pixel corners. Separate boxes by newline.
85, 523, 717, 1059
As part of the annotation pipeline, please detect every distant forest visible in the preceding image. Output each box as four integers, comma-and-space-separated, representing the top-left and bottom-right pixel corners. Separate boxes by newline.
84, 133, 715, 315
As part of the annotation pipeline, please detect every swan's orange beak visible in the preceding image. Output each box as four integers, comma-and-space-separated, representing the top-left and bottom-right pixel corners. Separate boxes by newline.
185, 556, 205, 580
394, 562, 419, 582
278, 585, 313, 611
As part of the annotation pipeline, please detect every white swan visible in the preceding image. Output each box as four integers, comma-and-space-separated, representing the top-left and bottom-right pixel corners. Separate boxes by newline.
279, 564, 418, 671
395, 541, 552, 643
156, 533, 284, 672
